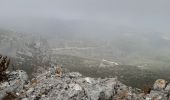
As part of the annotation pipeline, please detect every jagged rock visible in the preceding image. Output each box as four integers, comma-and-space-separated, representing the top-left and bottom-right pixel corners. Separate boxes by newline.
0, 70, 28, 99
26, 88, 34, 95
146, 90, 169, 100
153, 79, 167, 91
84, 77, 94, 84
1, 67, 170, 100
66, 72, 82, 78
165, 83, 170, 91
69, 84, 82, 91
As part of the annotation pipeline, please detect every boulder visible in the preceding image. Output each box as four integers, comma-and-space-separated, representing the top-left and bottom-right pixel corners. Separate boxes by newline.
165, 83, 170, 91
153, 79, 167, 90
146, 90, 168, 100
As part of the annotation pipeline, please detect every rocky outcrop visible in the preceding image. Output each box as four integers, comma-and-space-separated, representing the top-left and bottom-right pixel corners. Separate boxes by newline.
145, 79, 170, 100
0, 70, 28, 100
153, 79, 167, 91
1, 67, 170, 100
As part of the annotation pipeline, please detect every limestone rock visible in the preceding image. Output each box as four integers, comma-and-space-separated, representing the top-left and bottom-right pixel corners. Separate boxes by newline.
0, 70, 28, 99
1, 67, 170, 100
153, 79, 167, 90
165, 83, 170, 91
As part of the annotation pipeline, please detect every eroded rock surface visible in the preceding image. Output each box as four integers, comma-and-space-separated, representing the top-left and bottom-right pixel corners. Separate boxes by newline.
1, 67, 170, 100
0, 70, 28, 100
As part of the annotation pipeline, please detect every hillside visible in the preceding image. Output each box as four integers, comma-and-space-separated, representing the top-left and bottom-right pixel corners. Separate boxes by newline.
1, 29, 170, 89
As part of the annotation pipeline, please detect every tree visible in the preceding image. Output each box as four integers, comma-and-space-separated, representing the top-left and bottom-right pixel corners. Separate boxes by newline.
0, 54, 10, 81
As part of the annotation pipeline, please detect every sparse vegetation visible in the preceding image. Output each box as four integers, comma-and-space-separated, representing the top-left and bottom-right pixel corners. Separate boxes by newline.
0, 54, 10, 81
2, 92, 18, 100
142, 84, 151, 94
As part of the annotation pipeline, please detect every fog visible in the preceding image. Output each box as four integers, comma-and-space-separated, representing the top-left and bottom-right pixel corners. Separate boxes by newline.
0, 0, 170, 56
0, 0, 170, 35
1, 0, 170, 88
0, 0, 170, 60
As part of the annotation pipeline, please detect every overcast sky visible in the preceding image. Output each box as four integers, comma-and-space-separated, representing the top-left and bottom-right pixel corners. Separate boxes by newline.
0, 0, 170, 33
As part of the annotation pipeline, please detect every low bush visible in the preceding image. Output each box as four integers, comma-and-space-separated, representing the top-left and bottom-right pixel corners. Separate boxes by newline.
0, 54, 10, 81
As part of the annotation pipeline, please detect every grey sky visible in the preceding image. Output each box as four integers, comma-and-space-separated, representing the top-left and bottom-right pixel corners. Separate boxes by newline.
0, 0, 170, 33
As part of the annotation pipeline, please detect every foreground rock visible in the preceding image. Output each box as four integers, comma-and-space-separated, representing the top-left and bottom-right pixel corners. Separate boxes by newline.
0, 70, 28, 100
1, 68, 170, 100
153, 79, 167, 91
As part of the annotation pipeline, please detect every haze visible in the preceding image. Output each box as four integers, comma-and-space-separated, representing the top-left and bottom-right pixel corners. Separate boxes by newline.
0, 0, 170, 35
1, 0, 170, 66
1, 0, 170, 88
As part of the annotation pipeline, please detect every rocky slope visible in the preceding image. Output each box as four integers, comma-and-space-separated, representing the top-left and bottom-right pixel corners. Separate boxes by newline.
1, 66, 170, 100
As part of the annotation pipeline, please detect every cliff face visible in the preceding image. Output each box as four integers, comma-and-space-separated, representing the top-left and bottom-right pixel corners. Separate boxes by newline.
1, 66, 170, 100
